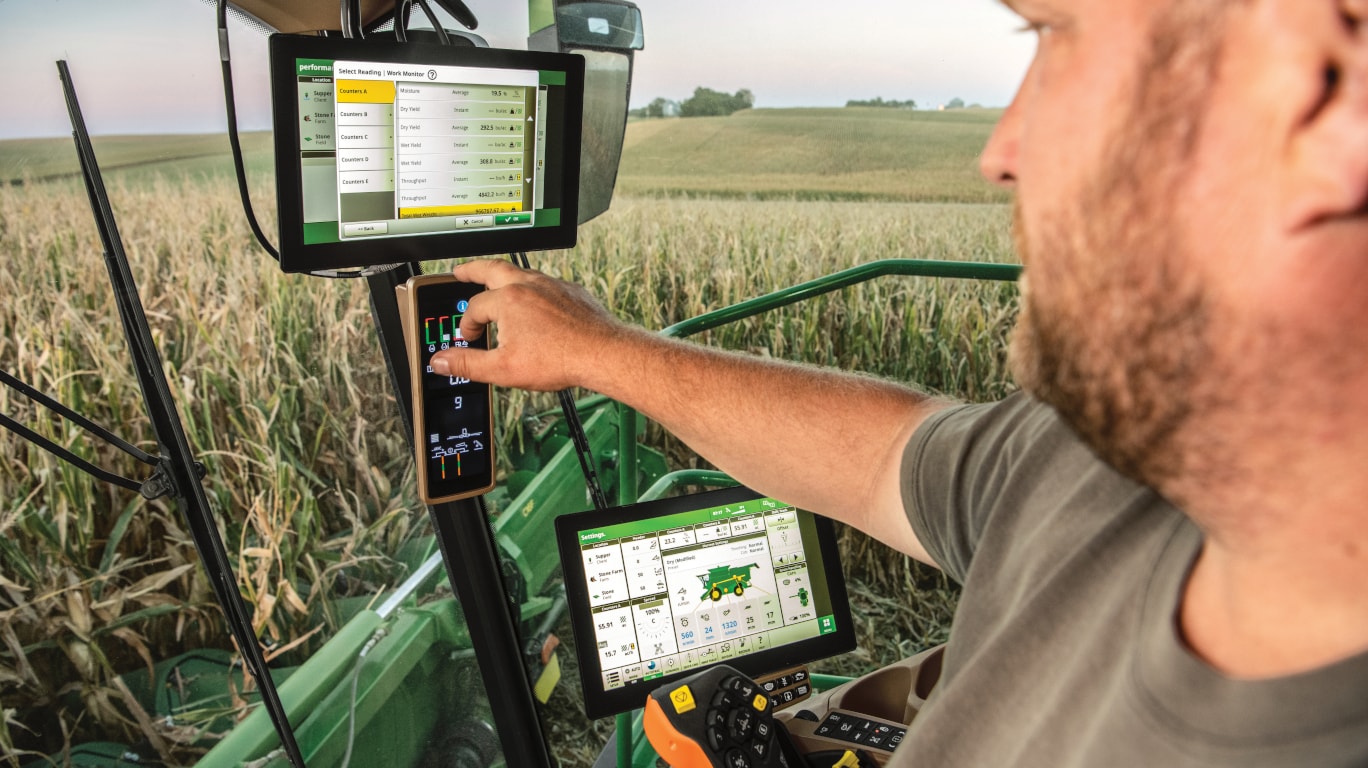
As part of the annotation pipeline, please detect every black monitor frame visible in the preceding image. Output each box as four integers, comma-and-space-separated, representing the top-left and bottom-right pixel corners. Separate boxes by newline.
556, 486, 857, 720
269, 35, 584, 273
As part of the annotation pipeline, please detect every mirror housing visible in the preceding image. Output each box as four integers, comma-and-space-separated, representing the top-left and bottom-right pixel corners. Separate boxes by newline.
556, 2, 644, 51
530, 0, 642, 224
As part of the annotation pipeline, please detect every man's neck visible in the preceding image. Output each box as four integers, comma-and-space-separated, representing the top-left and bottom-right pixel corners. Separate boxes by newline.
1167, 343, 1368, 678
1180, 523, 1368, 678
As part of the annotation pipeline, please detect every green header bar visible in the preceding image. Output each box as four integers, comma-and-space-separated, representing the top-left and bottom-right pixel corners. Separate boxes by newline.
539, 70, 566, 86
577, 499, 789, 544
296, 58, 334, 77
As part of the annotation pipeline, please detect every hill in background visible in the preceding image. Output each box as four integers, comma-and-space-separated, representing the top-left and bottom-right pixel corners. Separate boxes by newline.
617, 107, 1007, 204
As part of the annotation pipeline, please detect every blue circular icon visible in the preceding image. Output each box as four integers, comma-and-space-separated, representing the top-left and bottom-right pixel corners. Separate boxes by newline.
457, 300, 469, 312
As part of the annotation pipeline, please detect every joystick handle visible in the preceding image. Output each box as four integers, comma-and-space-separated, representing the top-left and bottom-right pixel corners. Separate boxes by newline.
643, 664, 795, 768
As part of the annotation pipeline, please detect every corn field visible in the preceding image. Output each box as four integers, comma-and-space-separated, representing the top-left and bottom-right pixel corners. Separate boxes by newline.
0, 165, 1018, 764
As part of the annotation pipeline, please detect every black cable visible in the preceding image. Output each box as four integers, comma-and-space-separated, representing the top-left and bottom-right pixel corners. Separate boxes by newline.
558, 389, 609, 510
216, 0, 280, 263
341, 0, 365, 40
218, 1, 378, 280
430, 0, 479, 30
0, 369, 157, 464
415, 0, 453, 45
396, 0, 453, 45
394, 0, 411, 42
509, 253, 610, 511
0, 411, 143, 494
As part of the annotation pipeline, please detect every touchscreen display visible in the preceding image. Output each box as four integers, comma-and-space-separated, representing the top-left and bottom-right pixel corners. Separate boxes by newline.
556, 486, 855, 719
408, 277, 494, 502
270, 36, 583, 273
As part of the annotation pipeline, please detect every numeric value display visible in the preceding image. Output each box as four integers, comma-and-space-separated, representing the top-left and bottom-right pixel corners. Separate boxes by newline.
400, 274, 495, 503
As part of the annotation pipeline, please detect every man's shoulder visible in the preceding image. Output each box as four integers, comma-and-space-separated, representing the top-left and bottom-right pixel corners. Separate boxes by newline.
915, 390, 1143, 502
904, 390, 1163, 581
914, 390, 1078, 457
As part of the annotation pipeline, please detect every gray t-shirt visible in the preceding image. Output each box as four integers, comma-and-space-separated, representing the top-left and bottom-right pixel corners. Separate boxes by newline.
897, 392, 1368, 766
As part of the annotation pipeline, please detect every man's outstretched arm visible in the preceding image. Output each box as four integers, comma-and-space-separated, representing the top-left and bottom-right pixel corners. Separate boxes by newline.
429, 260, 950, 566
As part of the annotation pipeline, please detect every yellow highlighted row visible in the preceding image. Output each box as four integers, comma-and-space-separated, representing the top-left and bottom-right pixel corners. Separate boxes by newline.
336, 79, 396, 104
399, 203, 524, 219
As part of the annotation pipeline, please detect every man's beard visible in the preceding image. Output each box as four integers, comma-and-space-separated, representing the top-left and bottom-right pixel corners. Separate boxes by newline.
1009, 201, 1213, 489
1008, 4, 1231, 492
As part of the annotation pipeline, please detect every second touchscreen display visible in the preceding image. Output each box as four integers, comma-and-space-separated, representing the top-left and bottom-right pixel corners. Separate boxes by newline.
557, 486, 854, 718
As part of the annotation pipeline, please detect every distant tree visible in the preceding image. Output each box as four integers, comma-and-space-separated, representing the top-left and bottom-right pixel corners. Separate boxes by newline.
945, 97, 966, 109
845, 96, 917, 109
645, 97, 680, 118
630, 97, 681, 118
680, 87, 754, 117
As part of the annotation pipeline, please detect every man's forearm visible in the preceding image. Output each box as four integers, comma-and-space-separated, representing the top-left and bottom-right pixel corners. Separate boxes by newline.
583, 326, 944, 563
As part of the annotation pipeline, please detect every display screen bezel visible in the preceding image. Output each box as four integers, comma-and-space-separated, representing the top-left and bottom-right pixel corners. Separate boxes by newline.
405, 275, 495, 503
556, 486, 857, 720
269, 34, 585, 274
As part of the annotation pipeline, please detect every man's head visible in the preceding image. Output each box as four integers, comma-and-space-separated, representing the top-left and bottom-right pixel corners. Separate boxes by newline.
984, 0, 1368, 526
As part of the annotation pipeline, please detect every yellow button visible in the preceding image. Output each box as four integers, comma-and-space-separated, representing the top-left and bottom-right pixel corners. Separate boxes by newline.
334, 79, 397, 104
752, 693, 768, 712
670, 685, 696, 714
834, 751, 861, 768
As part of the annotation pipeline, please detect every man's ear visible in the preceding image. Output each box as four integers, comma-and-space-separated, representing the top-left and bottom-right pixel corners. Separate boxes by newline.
1284, 0, 1368, 229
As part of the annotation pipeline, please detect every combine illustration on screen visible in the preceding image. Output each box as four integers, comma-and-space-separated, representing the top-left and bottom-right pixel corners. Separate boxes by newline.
699, 563, 759, 601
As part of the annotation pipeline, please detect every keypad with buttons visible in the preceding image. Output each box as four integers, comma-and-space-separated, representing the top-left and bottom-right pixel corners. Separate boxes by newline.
643, 664, 797, 768
756, 666, 813, 711
811, 712, 907, 753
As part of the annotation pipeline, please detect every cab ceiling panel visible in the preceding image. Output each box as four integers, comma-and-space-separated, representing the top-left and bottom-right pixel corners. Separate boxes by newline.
229, 0, 393, 33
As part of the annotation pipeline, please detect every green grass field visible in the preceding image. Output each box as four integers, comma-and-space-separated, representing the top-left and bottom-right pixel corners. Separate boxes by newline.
0, 132, 276, 185
620, 108, 1006, 202
0, 108, 1018, 766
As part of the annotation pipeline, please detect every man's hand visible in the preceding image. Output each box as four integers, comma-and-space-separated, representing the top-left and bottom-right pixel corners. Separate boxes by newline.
429, 259, 638, 392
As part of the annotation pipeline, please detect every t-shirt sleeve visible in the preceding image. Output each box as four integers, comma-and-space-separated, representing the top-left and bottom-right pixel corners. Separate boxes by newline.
901, 392, 1070, 583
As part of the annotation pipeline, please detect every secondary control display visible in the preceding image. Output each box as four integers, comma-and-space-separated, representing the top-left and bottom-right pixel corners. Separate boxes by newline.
556, 486, 855, 719
401, 275, 494, 504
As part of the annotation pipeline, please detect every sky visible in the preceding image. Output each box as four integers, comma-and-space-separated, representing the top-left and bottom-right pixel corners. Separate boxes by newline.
0, 0, 1035, 140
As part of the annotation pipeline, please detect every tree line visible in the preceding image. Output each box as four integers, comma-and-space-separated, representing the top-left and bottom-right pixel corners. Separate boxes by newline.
845, 96, 917, 109
631, 89, 973, 118
630, 87, 755, 119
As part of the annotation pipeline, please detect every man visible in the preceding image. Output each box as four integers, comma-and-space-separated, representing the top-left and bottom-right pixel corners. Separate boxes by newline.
432, 0, 1368, 763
